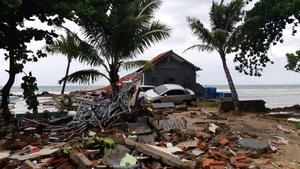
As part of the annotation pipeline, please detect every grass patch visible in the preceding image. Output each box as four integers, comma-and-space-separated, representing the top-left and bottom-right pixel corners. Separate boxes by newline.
294, 122, 300, 129
197, 99, 219, 108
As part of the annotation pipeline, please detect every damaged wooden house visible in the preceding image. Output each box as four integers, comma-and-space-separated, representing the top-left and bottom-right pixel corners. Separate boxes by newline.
121, 50, 203, 96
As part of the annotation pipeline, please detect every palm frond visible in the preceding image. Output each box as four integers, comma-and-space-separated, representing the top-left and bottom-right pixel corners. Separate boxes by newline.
212, 28, 229, 47
135, 21, 171, 55
122, 60, 153, 71
209, 0, 244, 31
59, 69, 108, 84
184, 44, 215, 53
137, 0, 162, 17
77, 41, 106, 67
46, 34, 79, 58
187, 17, 213, 44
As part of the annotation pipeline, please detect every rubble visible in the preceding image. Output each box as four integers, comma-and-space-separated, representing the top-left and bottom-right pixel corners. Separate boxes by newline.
0, 82, 297, 169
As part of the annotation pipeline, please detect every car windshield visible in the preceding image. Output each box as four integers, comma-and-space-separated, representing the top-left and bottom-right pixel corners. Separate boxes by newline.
141, 87, 154, 92
153, 85, 168, 95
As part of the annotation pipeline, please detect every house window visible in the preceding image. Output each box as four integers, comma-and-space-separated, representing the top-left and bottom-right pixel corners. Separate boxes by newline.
152, 77, 157, 82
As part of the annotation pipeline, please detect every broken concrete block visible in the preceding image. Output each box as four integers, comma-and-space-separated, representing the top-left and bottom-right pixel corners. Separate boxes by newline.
239, 138, 269, 152
136, 125, 155, 144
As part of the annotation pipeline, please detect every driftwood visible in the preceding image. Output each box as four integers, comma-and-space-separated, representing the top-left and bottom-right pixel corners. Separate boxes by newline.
124, 139, 196, 169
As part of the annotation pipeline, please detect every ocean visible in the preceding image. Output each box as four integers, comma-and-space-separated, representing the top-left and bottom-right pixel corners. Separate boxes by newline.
2, 85, 300, 108
7, 85, 103, 95
210, 85, 300, 108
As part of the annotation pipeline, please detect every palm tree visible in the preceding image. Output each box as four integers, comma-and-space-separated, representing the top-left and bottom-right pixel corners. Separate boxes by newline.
60, 0, 170, 95
185, 0, 244, 111
46, 30, 86, 95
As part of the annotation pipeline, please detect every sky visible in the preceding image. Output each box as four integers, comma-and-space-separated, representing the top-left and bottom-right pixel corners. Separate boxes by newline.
1, 0, 300, 87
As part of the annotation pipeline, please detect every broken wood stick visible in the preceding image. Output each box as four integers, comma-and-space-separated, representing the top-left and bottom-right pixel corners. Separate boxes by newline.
70, 152, 92, 169
124, 139, 196, 169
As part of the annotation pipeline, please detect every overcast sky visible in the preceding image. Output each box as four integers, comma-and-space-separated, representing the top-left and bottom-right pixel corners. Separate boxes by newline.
1, 0, 300, 87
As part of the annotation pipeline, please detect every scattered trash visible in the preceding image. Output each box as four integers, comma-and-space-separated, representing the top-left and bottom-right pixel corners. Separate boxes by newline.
0, 151, 10, 160
287, 118, 300, 122
192, 149, 204, 156
14, 145, 62, 160
176, 141, 198, 150
269, 144, 278, 152
271, 136, 288, 145
209, 123, 219, 133
0, 80, 295, 168
120, 153, 137, 166
219, 136, 229, 145
276, 125, 296, 134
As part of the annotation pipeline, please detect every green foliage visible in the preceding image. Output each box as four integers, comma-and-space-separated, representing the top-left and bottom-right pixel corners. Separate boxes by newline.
295, 122, 300, 129
57, 147, 72, 157
0, 0, 112, 115
234, 0, 300, 76
58, 95, 73, 113
63, 147, 72, 155
21, 72, 39, 113
0, 0, 77, 66
60, 69, 108, 84
53, 0, 170, 91
80, 0, 169, 84
185, 0, 244, 55
198, 100, 219, 109
81, 135, 116, 157
122, 60, 154, 71
286, 50, 300, 73
185, 0, 244, 101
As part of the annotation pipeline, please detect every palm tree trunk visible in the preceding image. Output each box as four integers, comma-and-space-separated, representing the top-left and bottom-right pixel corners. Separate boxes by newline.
61, 58, 71, 95
109, 65, 120, 98
220, 53, 239, 112
1, 52, 16, 120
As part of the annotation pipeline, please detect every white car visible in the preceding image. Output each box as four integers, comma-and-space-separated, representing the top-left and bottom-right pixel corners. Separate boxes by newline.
144, 84, 196, 105
138, 85, 155, 99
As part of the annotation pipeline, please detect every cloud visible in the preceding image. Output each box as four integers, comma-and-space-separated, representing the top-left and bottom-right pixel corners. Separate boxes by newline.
1, 0, 300, 86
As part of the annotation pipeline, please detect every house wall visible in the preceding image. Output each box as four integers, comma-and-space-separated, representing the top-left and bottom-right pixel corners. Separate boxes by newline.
143, 54, 197, 90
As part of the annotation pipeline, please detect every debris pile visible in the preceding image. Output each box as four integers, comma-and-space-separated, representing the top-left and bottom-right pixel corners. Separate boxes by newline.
0, 82, 299, 168
1, 109, 297, 169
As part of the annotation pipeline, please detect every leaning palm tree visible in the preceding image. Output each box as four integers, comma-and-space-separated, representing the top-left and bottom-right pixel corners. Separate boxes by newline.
185, 0, 244, 111
46, 30, 85, 95
61, 0, 170, 95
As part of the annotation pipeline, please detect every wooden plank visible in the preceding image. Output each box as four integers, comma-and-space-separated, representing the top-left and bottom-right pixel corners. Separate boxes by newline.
124, 139, 196, 169
70, 152, 92, 169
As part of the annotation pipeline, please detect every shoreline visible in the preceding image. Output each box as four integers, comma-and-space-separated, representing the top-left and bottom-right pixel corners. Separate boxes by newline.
6, 93, 300, 115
